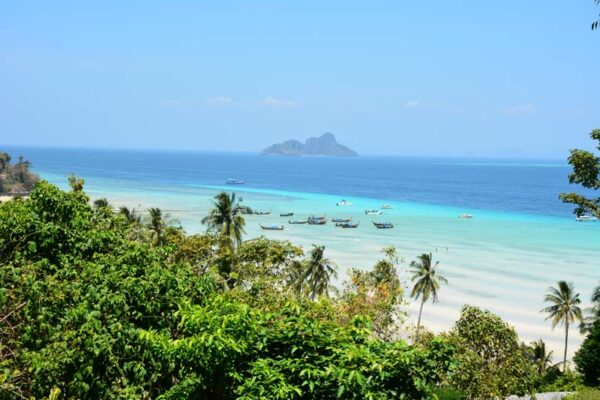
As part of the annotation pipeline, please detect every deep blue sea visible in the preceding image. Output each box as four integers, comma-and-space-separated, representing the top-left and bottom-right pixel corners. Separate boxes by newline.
3, 145, 581, 218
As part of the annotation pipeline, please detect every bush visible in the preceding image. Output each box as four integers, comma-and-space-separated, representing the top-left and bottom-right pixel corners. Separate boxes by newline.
574, 320, 600, 386
434, 386, 466, 399
447, 305, 537, 399
564, 389, 600, 400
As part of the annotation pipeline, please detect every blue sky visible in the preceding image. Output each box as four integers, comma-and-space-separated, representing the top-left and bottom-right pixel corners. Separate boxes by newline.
1, 1, 599, 157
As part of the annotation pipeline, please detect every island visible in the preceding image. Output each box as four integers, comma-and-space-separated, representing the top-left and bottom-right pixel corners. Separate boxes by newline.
261, 133, 358, 157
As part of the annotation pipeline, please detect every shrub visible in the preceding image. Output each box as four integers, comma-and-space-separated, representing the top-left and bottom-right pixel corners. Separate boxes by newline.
564, 388, 600, 400
574, 320, 600, 386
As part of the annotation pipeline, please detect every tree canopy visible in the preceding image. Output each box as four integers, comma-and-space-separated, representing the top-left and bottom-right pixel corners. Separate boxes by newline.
560, 129, 600, 217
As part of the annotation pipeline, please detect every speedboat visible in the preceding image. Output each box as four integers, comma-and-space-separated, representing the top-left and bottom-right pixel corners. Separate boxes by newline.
381, 204, 393, 209
365, 210, 382, 215
336, 199, 352, 206
260, 224, 284, 230
576, 215, 598, 222
458, 213, 474, 219
225, 178, 245, 185
373, 222, 393, 229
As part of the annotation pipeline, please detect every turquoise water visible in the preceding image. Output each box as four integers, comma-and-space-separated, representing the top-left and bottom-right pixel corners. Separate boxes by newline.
7, 146, 599, 358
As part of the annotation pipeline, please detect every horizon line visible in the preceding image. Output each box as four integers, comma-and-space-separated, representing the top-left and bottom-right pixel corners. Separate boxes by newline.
0, 143, 569, 162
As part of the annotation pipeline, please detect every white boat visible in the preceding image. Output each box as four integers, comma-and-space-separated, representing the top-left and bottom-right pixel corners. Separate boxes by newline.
458, 213, 474, 219
381, 204, 393, 209
225, 178, 245, 185
365, 209, 382, 215
576, 215, 598, 222
336, 199, 352, 206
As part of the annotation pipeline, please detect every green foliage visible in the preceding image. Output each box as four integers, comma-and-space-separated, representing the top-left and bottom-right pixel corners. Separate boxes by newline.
560, 129, 600, 217
0, 180, 456, 398
538, 367, 585, 392
141, 297, 455, 399
0, 151, 38, 194
565, 388, 600, 400
338, 247, 405, 340
433, 386, 466, 400
447, 305, 537, 399
574, 320, 600, 386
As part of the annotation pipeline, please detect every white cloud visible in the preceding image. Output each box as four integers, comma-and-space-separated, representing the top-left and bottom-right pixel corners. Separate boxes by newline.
260, 97, 299, 109
501, 103, 536, 115
159, 99, 184, 109
204, 96, 233, 107
404, 100, 421, 109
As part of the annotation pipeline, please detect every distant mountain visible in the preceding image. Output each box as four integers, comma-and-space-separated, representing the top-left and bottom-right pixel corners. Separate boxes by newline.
261, 133, 358, 157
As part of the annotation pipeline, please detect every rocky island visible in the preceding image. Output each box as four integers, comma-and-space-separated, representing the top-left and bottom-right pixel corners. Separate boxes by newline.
261, 133, 358, 157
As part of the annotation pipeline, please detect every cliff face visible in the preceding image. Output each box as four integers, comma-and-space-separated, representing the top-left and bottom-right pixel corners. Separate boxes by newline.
261, 133, 358, 157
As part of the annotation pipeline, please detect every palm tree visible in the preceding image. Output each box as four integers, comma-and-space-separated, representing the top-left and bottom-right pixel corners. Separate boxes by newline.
581, 282, 600, 334
409, 253, 448, 341
202, 192, 248, 248
146, 207, 178, 246
302, 245, 337, 300
531, 339, 553, 374
119, 206, 141, 224
541, 281, 583, 371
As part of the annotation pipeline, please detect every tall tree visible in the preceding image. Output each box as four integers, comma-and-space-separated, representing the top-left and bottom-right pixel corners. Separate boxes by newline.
146, 207, 178, 246
559, 129, 600, 217
202, 192, 248, 248
409, 253, 447, 341
541, 281, 583, 371
302, 245, 337, 300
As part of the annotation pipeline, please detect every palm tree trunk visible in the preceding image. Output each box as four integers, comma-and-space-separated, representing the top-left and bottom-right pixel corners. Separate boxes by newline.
563, 320, 569, 372
416, 298, 425, 341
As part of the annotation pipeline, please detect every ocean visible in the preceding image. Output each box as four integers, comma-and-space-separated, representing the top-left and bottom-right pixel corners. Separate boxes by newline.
4, 145, 599, 357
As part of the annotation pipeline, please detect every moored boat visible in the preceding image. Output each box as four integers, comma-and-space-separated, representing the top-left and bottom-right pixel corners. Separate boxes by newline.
576, 215, 598, 222
288, 219, 308, 224
332, 217, 352, 223
337, 221, 359, 228
260, 224, 284, 230
373, 221, 393, 229
254, 210, 271, 215
280, 212, 294, 217
336, 199, 352, 206
381, 204, 393, 209
308, 215, 327, 225
365, 209, 382, 215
